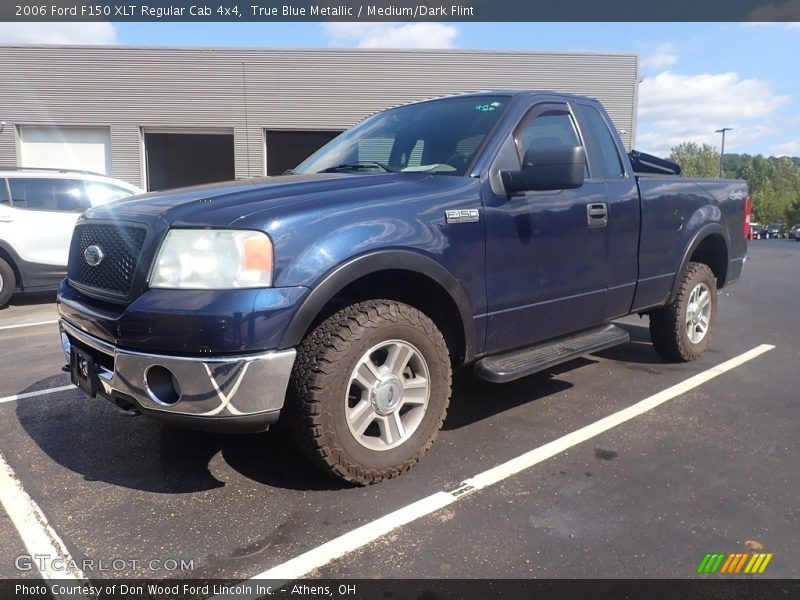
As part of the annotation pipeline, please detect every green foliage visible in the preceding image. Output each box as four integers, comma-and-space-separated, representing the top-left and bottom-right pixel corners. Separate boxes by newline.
786, 197, 800, 227
668, 145, 800, 226
669, 143, 721, 178
740, 156, 800, 224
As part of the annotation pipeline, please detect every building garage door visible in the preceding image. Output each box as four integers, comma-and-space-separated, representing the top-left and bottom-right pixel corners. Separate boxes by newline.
144, 129, 234, 192
265, 130, 342, 176
18, 126, 111, 175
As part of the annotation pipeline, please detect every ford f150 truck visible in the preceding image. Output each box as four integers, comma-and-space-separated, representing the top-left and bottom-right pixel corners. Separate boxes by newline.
57, 91, 749, 484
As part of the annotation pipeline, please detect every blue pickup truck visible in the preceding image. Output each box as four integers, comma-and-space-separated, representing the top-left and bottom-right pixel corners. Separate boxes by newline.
58, 91, 749, 484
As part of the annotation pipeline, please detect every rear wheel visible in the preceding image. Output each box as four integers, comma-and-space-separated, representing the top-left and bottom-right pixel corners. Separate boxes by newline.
649, 262, 717, 362
0, 257, 16, 308
285, 299, 452, 484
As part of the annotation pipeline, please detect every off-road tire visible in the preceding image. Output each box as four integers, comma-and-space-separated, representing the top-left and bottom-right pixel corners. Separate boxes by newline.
285, 300, 452, 485
0, 257, 16, 308
649, 261, 718, 362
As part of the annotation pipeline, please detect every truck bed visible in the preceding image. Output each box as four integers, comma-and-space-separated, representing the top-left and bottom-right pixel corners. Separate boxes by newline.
633, 175, 748, 312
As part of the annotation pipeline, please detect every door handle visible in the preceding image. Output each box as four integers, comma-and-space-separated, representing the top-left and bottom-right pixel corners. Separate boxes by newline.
586, 203, 608, 228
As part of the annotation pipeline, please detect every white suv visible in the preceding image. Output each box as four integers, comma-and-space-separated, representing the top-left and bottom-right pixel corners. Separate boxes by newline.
0, 168, 143, 307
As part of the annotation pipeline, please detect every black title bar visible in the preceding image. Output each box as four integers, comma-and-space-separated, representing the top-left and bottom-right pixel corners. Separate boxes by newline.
3, 0, 800, 22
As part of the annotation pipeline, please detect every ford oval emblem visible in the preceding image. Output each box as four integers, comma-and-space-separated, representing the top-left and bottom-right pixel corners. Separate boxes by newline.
83, 245, 105, 267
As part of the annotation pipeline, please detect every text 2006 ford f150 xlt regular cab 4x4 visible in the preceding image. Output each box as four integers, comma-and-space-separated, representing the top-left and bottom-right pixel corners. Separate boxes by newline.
58, 91, 750, 484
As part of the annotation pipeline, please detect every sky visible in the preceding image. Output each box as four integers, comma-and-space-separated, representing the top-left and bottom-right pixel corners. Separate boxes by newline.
2, 21, 799, 157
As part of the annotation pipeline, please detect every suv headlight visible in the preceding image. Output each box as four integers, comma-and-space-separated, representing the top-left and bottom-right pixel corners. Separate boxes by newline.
150, 229, 273, 289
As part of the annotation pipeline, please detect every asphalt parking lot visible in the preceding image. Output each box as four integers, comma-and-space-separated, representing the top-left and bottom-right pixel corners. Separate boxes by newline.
0, 239, 798, 585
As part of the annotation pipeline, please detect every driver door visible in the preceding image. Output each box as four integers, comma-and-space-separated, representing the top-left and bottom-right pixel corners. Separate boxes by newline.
482, 101, 609, 353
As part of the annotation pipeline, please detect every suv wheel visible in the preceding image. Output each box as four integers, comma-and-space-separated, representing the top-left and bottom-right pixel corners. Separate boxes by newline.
648, 262, 718, 362
0, 257, 16, 308
285, 300, 452, 485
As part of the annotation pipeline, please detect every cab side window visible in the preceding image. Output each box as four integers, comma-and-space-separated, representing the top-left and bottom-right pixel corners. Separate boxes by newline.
515, 107, 582, 164
8, 178, 90, 212
576, 105, 625, 179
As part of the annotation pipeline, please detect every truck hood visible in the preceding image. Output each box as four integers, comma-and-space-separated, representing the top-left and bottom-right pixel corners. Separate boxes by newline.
85, 173, 435, 227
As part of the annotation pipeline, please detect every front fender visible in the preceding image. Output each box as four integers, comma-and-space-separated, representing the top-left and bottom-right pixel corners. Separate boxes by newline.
278, 249, 476, 360
277, 218, 436, 286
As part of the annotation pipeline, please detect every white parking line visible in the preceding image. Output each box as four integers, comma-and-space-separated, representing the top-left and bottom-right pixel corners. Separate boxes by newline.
462, 343, 775, 490
0, 452, 87, 588
0, 319, 58, 331
251, 492, 456, 585
212, 343, 774, 595
0, 385, 75, 405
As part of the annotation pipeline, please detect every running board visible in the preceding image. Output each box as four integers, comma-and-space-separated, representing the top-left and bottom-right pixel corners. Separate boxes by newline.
475, 324, 630, 384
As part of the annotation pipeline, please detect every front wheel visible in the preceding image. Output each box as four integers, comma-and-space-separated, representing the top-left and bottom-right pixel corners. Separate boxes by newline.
285, 300, 452, 485
648, 262, 718, 362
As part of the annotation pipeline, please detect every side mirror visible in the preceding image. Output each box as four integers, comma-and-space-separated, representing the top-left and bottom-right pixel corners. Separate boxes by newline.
500, 145, 586, 194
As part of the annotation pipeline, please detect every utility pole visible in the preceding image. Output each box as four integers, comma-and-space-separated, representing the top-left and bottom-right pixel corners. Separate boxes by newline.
715, 127, 732, 178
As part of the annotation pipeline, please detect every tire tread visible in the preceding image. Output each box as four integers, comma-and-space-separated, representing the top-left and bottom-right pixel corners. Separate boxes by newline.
285, 299, 451, 485
649, 261, 717, 362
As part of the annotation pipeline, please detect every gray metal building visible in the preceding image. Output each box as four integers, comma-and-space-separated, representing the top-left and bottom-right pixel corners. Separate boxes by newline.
0, 44, 638, 191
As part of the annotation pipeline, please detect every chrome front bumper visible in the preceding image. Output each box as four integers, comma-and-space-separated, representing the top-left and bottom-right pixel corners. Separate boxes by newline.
60, 318, 296, 432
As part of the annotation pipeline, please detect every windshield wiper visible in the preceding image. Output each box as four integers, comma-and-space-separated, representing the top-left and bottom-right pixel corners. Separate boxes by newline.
317, 161, 400, 174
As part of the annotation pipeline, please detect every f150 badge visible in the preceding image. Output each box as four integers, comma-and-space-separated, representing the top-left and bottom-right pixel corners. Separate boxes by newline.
445, 209, 480, 224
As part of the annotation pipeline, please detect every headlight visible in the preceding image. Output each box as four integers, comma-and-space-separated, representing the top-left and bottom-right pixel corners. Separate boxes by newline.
150, 229, 273, 289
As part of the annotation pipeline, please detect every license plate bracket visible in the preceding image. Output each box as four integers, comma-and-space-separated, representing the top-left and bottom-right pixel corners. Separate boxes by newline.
70, 346, 97, 397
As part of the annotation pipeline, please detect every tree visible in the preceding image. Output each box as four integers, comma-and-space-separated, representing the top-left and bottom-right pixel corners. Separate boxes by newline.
752, 180, 785, 224
720, 153, 753, 179
670, 142, 721, 178
740, 155, 800, 224
786, 197, 800, 227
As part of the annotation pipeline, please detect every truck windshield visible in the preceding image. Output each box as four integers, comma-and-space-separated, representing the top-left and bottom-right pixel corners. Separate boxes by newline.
294, 95, 510, 176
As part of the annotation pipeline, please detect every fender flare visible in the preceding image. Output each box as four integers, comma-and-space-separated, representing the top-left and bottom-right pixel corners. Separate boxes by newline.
278, 250, 476, 360
670, 223, 729, 302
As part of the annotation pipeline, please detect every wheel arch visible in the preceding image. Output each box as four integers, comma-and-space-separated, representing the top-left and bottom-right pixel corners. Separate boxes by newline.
279, 250, 476, 365
670, 225, 729, 302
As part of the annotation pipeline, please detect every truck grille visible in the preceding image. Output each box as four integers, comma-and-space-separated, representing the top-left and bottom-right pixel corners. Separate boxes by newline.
68, 223, 147, 299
